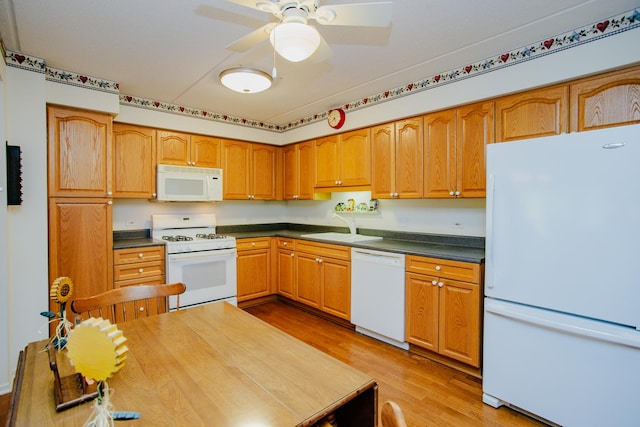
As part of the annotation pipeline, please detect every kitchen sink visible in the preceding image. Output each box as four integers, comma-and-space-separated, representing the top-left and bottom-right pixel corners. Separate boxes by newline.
300, 232, 383, 243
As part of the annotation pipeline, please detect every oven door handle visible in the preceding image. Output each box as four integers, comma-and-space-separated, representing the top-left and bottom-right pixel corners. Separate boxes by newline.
168, 248, 237, 261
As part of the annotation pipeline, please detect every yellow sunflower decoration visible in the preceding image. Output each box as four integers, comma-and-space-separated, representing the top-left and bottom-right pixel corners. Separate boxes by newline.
66, 317, 130, 425
50, 276, 74, 303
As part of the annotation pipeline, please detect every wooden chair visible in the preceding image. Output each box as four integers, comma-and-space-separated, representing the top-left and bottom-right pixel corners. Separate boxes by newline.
70, 282, 186, 323
381, 400, 408, 427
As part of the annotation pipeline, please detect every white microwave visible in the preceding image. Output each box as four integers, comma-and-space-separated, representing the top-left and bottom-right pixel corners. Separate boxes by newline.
156, 164, 223, 202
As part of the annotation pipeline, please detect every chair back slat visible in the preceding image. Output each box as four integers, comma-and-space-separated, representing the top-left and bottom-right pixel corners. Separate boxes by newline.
71, 283, 186, 324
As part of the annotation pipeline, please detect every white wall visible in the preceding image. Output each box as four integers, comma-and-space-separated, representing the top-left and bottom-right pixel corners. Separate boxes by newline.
0, 52, 9, 393
2, 66, 48, 393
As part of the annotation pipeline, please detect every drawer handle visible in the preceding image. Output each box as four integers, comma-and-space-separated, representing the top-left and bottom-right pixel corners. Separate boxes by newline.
138, 268, 144, 273
283, 242, 288, 246
435, 265, 441, 271
251, 242, 256, 246
138, 253, 144, 258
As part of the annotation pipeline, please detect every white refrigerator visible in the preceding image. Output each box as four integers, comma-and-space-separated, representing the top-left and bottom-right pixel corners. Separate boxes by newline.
483, 124, 640, 426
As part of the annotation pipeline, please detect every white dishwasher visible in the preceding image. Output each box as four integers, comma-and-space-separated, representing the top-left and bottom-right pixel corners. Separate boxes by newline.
351, 248, 409, 350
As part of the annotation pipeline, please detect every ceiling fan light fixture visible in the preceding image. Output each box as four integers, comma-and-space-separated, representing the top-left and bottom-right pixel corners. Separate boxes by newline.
270, 22, 321, 62
219, 67, 272, 94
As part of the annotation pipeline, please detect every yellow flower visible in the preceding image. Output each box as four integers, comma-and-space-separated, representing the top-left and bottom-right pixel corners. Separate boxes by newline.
50, 276, 74, 303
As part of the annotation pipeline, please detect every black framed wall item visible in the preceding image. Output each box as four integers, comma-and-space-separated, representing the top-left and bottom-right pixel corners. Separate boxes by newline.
6, 143, 23, 205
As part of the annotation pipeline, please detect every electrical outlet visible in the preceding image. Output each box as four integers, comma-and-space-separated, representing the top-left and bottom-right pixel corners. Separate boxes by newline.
125, 219, 137, 227
452, 222, 463, 229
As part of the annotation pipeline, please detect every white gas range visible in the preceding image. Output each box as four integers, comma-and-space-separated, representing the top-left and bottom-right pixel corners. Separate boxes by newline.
151, 214, 237, 308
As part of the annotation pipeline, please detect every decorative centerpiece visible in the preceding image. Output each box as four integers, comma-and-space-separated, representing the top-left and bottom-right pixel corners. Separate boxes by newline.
41, 276, 75, 350
66, 317, 135, 425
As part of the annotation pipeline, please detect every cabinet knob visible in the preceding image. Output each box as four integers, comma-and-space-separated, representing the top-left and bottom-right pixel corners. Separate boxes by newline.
290, 253, 294, 257
431, 280, 437, 286
152, 193, 157, 198
107, 201, 113, 205
283, 242, 287, 246
139, 306, 145, 312
107, 191, 112, 196
435, 265, 441, 271
138, 268, 144, 273
449, 191, 454, 196
318, 258, 323, 263
251, 242, 256, 246
438, 282, 444, 288
138, 253, 144, 258
455, 190, 461, 196
394, 193, 399, 197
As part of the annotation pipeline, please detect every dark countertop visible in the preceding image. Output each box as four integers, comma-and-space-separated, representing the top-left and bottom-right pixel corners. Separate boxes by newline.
219, 224, 485, 264
113, 224, 485, 264
112, 229, 166, 250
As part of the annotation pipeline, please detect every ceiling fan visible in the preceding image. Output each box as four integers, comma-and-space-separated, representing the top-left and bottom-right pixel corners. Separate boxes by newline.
224, 0, 393, 62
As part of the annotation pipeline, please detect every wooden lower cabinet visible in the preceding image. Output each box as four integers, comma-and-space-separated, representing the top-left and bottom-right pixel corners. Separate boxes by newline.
276, 238, 296, 299
295, 240, 351, 320
113, 245, 166, 318
48, 197, 113, 326
236, 237, 273, 302
405, 255, 482, 368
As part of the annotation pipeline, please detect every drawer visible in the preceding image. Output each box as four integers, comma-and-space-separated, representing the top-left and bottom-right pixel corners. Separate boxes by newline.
114, 246, 165, 265
236, 237, 271, 252
276, 237, 295, 249
114, 260, 165, 282
295, 240, 351, 261
405, 255, 480, 283
114, 276, 166, 288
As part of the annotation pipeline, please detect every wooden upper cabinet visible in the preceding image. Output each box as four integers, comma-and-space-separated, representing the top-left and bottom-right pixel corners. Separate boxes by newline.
113, 123, 156, 199
47, 105, 113, 197
495, 84, 569, 142
283, 141, 315, 200
570, 65, 640, 132
423, 101, 492, 198
314, 128, 371, 190
456, 101, 493, 198
371, 118, 423, 199
222, 139, 276, 200
157, 130, 221, 167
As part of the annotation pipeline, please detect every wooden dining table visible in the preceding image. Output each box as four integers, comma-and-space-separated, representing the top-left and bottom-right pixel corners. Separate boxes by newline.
8, 302, 378, 426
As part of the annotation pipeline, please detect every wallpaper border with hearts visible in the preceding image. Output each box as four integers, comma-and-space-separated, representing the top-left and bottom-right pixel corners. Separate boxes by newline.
4, 8, 640, 132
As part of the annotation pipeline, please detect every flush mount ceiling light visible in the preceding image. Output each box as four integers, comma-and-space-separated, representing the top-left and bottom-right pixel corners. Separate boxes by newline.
219, 67, 272, 94
269, 20, 321, 62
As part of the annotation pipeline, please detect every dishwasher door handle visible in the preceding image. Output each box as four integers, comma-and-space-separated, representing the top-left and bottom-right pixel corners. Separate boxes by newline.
351, 249, 404, 267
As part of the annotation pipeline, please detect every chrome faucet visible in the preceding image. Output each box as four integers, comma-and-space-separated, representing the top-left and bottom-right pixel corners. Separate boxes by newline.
333, 213, 357, 235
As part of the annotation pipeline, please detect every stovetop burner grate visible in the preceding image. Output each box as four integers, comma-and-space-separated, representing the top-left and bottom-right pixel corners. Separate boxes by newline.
196, 233, 230, 240
162, 235, 194, 242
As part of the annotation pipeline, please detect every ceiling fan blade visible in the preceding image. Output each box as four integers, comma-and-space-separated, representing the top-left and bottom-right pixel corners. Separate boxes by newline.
224, 0, 262, 11
313, 2, 393, 27
225, 22, 276, 52
225, 0, 281, 14
310, 33, 333, 63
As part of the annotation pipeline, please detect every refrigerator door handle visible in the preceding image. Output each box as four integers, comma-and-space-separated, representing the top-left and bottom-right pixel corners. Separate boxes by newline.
485, 173, 496, 289
485, 299, 640, 349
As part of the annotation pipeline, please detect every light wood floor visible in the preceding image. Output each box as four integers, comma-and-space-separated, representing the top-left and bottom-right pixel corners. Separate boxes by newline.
245, 301, 547, 427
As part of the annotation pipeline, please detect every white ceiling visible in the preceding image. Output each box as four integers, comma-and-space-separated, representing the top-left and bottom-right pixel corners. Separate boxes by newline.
1, 0, 638, 126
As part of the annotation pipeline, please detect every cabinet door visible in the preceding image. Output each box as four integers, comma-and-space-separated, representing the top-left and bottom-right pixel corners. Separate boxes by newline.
405, 272, 439, 351
495, 85, 568, 142
222, 139, 251, 199
456, 101, 493, 198
570, 65, 640, 132
277, 249, 296, 299
423, 109, 456, 198
113, 124, 156, 198
395, 117, 423, 198
321, 258, 351, 320
191, 135, 221, 168
157, 130, 191, 166
251, 144, 276, 200
297, 142, 314, 200
283, 144, 299, 200
314, 135, 340, 188
47, 106, 112, 197
49, 198, 113, 321
371, 122, 395, 199
438, 280, 481, 367
296, 252, 321, 308
237, 249, 271, 302
340, 128, 371, 187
